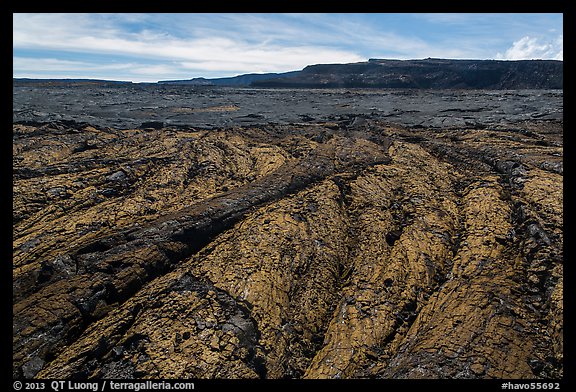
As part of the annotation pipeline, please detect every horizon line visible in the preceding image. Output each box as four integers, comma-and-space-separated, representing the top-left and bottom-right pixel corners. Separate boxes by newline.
13, 57, 564, 84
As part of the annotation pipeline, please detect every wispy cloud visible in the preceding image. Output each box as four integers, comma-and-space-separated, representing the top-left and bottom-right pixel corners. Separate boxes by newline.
12, 57, 191, 82
13, 13, 358, 62
13, 57, 132, 72
13, 13, 364, 78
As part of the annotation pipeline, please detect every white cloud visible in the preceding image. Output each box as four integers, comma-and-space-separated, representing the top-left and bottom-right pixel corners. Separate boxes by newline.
496, 35, 563, 60
12, 57, 191, 82
180, 45, 364, 74
130, 64, 181, 75
13, 57, 136, 72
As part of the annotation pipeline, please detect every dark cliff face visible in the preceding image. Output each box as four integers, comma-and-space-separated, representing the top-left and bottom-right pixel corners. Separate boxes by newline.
252, 59, 563, 89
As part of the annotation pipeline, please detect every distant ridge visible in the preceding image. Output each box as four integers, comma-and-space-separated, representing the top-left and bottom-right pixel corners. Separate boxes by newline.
14, 59, 563, 89
13, 78, 132, 86
158, 71, 300, 86
252, 58, 563, 89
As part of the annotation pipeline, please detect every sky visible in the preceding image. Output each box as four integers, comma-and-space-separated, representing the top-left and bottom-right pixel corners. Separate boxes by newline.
13, 13, 563, 83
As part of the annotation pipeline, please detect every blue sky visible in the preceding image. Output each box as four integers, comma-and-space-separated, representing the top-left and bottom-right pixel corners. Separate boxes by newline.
13, 13, 563, 82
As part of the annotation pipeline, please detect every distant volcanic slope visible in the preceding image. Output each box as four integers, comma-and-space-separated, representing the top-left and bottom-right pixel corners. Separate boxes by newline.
13, 59, 563, 90
252, 58, 563, 89
158, 72, 300, 86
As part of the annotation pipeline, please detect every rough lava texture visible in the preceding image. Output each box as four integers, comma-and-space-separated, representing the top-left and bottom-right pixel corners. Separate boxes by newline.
13, 93, 562, 380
